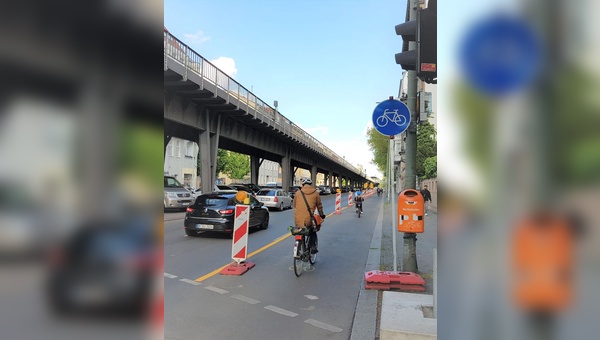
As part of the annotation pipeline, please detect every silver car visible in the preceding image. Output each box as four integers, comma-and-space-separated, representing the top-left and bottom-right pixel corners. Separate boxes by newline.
164, 176, 194, 210
255, 189, 292, 211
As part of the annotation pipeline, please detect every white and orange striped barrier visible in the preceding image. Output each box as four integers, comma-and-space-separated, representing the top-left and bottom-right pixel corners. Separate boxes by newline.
334, 192, 341, 214
220, 204, 255, 275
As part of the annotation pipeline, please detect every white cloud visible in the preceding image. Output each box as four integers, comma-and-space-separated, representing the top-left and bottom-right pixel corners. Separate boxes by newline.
210, 57, 238, 78
183, 31, 210, 45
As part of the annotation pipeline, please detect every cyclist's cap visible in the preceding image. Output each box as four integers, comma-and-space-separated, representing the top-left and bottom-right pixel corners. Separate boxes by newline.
357, 191, 362, 195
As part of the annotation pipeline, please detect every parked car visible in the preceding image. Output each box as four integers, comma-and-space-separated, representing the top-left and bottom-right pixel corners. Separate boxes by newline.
255, 188, 292, 211
184, 192, 269, 236
263, 182, 282, 188
184, 185, 201, 198
46, 217, 156, 316
318, 186, 332, 195
231, 183, 261, 194
228, 184, 254, 193
214, 185, 238, 193
288, 186, 301, 199
164, 176, 194, 211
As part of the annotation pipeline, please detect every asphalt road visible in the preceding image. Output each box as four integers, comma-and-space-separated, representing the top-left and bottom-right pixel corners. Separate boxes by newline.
164, 193, 380, 340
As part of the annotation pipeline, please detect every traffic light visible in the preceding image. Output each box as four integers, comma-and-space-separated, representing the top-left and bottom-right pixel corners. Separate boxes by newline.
395, 0, 437, 84
394, 19, 417, 71
417, 2, 437, 84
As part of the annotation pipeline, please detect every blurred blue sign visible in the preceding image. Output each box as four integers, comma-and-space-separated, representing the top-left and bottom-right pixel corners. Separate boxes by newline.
372, 99, 411, 136
460, 15, 542, 95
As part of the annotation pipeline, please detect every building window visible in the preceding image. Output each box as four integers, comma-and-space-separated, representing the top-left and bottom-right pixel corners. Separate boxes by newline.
185, 141, 194, 158
168, 143, 174, 157
175, 141, 181, 158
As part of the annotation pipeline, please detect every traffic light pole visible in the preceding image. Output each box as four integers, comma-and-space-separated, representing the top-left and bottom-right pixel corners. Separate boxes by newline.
402, 0, 419, 273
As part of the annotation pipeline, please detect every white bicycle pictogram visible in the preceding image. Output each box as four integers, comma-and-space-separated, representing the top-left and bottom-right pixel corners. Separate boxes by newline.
376, 109, 407, 128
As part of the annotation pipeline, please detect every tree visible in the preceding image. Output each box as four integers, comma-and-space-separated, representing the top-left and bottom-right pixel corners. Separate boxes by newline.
416, 121, 437, 179
366, 126, 389, 177
197, 149, 228, 176
423, 156, 437, 179
221, 150, 250, 180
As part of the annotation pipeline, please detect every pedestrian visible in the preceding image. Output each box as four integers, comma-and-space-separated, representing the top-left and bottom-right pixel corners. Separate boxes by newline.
420, 185, 432, 216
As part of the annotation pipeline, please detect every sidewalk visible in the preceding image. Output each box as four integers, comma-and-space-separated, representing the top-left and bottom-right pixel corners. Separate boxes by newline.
350, 197, 437, 340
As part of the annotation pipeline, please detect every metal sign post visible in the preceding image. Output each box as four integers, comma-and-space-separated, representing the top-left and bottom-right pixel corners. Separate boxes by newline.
373, 96, 410, 274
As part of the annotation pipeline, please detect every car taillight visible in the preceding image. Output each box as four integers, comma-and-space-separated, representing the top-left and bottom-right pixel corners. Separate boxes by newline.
273, 196, 278, 203
186, 207, 195, 213
219, 209, 234, 215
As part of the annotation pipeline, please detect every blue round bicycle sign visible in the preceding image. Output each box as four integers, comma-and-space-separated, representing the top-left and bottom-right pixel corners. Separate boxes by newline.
372, 99, 411, 136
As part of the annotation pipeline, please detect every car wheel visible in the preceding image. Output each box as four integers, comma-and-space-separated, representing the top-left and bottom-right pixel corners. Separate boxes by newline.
279, 202, 284, 211
261, 214, 269, 229
185, 229, 197, 237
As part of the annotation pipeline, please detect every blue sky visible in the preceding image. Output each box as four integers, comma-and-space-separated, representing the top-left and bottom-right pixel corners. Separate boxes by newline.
165, 0, 410, 178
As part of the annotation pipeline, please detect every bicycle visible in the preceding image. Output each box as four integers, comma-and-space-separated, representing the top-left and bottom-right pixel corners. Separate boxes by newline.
355, 202, 362, 218
289, 226, 317, 277
375, 109, 407, 128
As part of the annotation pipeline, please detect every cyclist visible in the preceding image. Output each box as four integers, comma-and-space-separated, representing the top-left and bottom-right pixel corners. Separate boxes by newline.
293, 178, 326, 254
354, 190, 364, 214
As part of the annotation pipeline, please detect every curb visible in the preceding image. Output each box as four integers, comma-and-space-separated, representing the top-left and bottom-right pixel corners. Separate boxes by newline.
350, 201, 384, 340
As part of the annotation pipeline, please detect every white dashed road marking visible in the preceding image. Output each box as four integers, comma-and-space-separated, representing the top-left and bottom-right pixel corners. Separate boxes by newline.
180, 278, 201, 286
231, 294, 261, 305
304, 295, 319, 300
304, 319, 343, 333
204, 286, 229, 294
164, 273, 178, 279
264, 305, 299, 317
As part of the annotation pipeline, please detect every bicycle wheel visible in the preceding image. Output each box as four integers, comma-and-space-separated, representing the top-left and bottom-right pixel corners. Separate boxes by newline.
376, 115, 388, 127
393, 114, 407, 126
308, 236, 317, 265
293, 239, 304, 277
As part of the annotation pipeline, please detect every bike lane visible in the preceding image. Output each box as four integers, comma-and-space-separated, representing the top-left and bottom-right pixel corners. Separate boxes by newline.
164, 195, 380, 339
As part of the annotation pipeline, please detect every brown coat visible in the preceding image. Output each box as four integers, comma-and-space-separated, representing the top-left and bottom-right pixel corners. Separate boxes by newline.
293, 184, 324, 227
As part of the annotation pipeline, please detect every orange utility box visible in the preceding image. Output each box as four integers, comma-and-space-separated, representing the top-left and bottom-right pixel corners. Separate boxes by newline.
397, 189, 424, 233
511, 213, 574, 311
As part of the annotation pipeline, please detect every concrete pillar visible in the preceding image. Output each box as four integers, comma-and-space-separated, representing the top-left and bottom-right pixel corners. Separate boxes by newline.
211, 113, 221, 186
311, 165, 318, 187
199, 108, 219, 194
281, 150, 291, 191
250, 155, 260, 185
198, 127, 212, 194
328, 171, 334, 187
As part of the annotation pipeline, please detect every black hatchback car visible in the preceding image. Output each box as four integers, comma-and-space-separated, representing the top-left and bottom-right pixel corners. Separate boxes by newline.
184, 192, 269, 237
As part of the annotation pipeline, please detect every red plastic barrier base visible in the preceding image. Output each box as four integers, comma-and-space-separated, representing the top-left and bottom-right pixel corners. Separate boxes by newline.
220, 261, 255, 275
364, 270, 426, 292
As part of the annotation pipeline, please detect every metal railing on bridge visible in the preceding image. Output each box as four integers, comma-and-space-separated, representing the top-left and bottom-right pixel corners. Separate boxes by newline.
164, 29, 360, 175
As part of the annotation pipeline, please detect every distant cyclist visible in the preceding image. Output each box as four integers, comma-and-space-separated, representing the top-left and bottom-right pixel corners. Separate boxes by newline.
293, 178, 326, 254
354, 190, 364, 214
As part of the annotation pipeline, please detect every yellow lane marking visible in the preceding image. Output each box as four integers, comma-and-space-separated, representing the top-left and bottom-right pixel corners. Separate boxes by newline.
194, 211, 337, 282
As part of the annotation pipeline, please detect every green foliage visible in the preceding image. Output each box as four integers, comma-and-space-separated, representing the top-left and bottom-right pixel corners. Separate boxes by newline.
366, 126, 389, 177
423, 156, 437, 179
197, 148, 229, 176
416, 121, 437, 179
120, 123, 163, 188
221, 150, 250, 180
